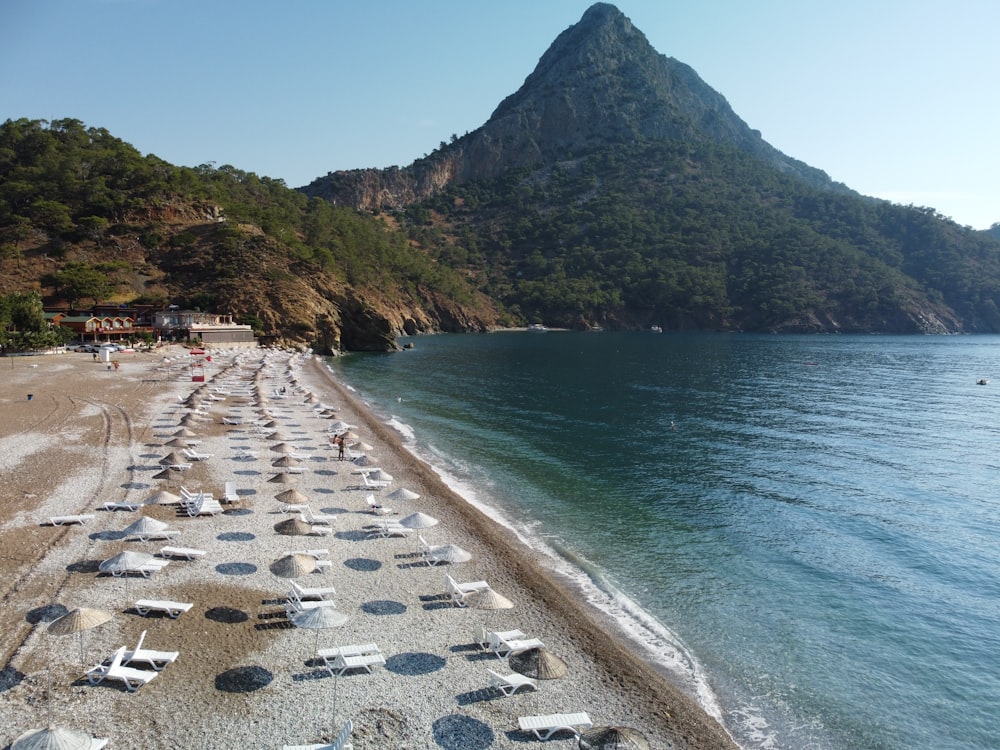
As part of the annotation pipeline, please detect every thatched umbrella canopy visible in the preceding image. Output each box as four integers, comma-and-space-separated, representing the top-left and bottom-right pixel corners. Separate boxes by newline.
268, 472, 297, 484
172, 427, 198, 438
269, 553, 318, 578
385, 488, 420, 503
143, 490, 180, 505
47, 607, 113, 664
273, 517, 313, 536
509, 647, 569, 680
398, 511, 438, 529
159, 452, 186, 465
12, 726, 97, 750
269, 442, 297, 454
121, 516, 170, 536
424, 544, 471, 565
272, 455, 302, 468
163, 438, 191, 448
274, 488, 309, 504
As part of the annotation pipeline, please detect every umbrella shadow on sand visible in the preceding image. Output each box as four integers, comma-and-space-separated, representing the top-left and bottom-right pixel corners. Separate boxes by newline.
66, 559, 102, 574
214, 665, 273, 693
433, 714, 494, 750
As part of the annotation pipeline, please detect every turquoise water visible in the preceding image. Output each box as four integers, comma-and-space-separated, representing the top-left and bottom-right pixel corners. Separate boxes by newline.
326, 332, 1000, 750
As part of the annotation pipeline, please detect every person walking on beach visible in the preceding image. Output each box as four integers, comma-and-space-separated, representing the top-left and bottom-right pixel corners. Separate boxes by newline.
337, 432, 346, 461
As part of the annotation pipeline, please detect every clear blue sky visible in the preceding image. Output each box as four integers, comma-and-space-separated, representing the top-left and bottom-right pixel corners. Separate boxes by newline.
2, 0, 997, 229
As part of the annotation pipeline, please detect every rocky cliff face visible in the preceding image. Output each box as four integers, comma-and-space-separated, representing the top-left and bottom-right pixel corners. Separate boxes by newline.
301, 3, 847, 210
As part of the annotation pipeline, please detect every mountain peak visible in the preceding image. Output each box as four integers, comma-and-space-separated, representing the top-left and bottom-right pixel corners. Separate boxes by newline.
303, 3, 843, 208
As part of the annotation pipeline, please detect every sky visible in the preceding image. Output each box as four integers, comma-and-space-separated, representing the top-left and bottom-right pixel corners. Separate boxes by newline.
1, 0, 998, 229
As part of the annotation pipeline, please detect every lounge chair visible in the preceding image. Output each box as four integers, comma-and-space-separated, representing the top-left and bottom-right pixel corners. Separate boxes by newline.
323, 648, 386, 677
182, 447, 213, 461
128, 528, 181, 542
86, 646, 159, 692
488, 668, 538, 696
490, 632, 545, 658
279, 503, 309, 514
232, 447, 258, 460
367, 521, 412, 539
47, 514, 95, 526
475, 627, 523, 649
179, 486, 212, 503
284, 548, 330, 559
517, 712, 593, 741
101, 501, 140, 512
318, 643, 381, 676
365, 494, 395, 515
445, 573, 490, 606
298, 507, 332, 526
418, 535, 446, 559
158, 545, 206, 560
362, 474, 391, 491
109, 559, 170, 578
289, 579, 337, 601
283, 719, 353, 750
185, 497, 224, 516
223, 480, 240, 503
123, 630, 179, 670
134, 599, 193, 618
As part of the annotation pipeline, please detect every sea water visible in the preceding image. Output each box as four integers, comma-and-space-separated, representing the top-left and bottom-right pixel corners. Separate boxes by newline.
326, 332, 1000, 750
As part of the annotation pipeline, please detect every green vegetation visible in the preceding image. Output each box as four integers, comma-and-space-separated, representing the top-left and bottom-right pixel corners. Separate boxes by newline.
0, 290, 66, 350
411, 139, 1000, 331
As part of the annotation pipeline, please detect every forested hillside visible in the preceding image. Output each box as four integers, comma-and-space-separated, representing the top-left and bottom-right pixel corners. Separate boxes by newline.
0, 118, 502, 351
404, 139, 1000, 332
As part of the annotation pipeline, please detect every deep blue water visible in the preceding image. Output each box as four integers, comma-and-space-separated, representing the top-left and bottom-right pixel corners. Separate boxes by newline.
326, 332, 1000, 750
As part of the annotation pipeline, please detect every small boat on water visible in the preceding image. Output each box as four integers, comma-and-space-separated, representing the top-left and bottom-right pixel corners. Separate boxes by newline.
977, 378, 989, 385
526, 324, 548, 332
650, 325, 663, 333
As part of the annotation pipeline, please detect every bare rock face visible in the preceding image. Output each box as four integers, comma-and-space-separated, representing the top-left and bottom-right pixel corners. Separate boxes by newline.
302, 3, 841, 211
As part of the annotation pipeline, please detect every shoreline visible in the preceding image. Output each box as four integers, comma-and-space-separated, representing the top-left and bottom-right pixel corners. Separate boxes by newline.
0, 348, 735, 749
309, 358, 734, 742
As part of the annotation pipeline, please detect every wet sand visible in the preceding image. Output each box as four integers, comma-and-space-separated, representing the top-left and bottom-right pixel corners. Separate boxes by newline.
0, 347, 735, 749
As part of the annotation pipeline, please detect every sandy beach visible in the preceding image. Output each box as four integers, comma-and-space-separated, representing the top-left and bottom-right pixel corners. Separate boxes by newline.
0, 347, 735, 749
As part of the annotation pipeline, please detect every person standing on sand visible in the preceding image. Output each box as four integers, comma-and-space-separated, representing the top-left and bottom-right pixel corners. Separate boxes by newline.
337, 432, 346, 460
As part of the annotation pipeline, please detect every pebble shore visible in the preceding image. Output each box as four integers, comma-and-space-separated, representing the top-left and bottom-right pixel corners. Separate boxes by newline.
0, 347, 736, 749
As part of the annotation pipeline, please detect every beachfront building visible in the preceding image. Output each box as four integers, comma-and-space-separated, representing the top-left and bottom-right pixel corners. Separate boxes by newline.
47, 312, 135, 342
154, 309, 256, 345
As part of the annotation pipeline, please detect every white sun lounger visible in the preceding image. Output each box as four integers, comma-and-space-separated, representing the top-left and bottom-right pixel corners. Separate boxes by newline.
491, 634, 545, 659
101, 501, 140, 512
518, 712, 593, 741
134, 599, 193, 618
289, 579, 336, 601
223, 481, 239, 503
158, 545, 206, 560
182, 447, 213, 461
283, 719, 354, 750
323, 650, 386, 677
445, 573, 490, 606
86, 646, 159, 692
123, 629, 179, 671
48, 514, 95, 526
128, 529, 181, 542
488, 668, 538, 696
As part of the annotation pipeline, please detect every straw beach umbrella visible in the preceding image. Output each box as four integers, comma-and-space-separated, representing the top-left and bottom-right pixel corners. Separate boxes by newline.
509, 646, 568, 680
578, 727, 650, 750
143, 490, 180, 505
120, 516, 171, 538
272, 455, 302, 468
159, 452, 187, 466
12, 726, 98, 750
274, 517, 314, 536
289, 605, 350, 730
385, 488, 420, 503
398, 511, 438, 529
270, 442, 297, 454
47, 607, 113, 665
269, 553, 318, 578
274, 488, 309, 504
268, 472, 297, 484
